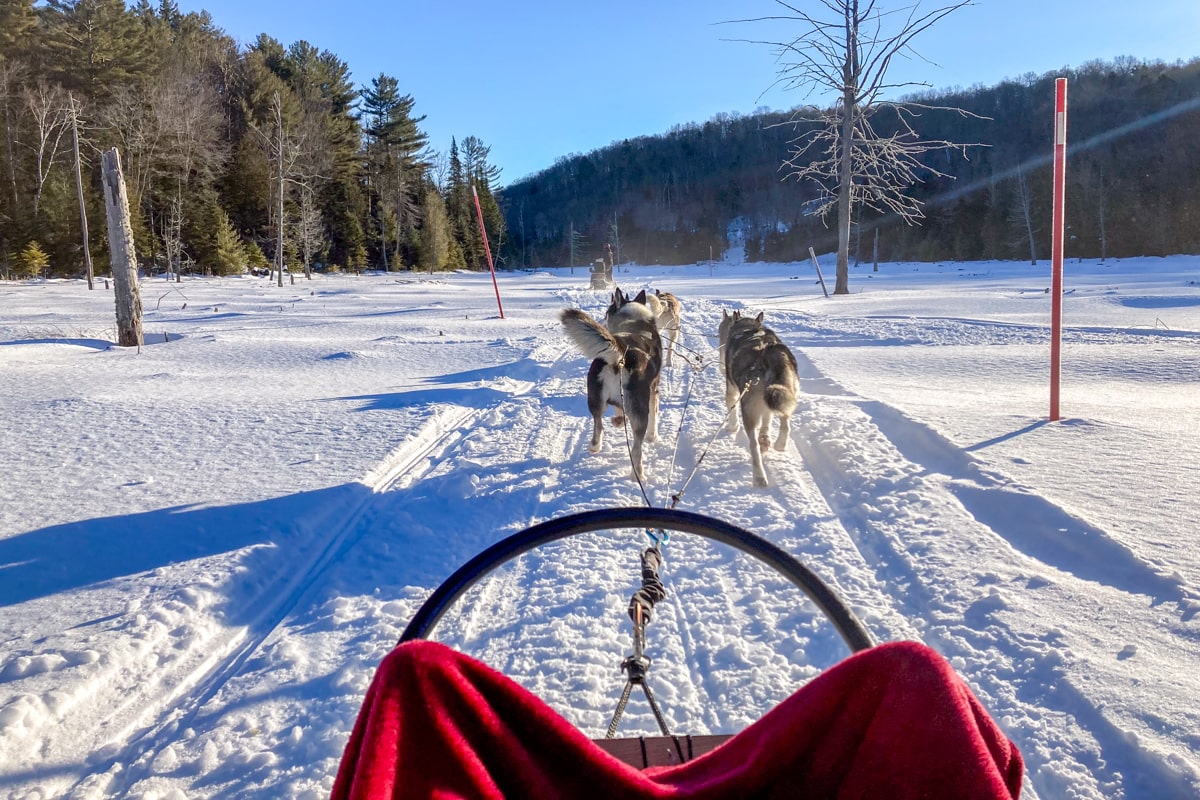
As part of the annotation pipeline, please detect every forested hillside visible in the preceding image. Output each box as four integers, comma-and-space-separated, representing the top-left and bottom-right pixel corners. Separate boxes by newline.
501, 57, 1200, 268
3, 0, 1196, 278
0, 0, 504, 279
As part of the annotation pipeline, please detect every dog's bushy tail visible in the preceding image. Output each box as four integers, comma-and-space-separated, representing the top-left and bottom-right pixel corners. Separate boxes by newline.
763, 345, 799, 413
765, 383, 797, 413
560, 308, 622, 365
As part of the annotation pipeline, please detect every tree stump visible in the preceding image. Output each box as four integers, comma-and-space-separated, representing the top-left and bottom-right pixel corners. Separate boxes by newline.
101, 148, 143, 348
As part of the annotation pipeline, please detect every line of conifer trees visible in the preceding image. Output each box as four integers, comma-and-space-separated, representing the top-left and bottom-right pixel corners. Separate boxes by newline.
0, 0, 505, 280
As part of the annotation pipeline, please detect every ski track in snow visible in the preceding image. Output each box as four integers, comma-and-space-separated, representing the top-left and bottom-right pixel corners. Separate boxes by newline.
4, 277, 1198, 798
52, 405, 494, 797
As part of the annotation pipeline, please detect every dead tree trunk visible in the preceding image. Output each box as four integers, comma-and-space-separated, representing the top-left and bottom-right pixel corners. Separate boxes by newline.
102, 148, 143, 347
70, 95, 94, 290
274, 94, 286, 288
1016, 165, 1037, 266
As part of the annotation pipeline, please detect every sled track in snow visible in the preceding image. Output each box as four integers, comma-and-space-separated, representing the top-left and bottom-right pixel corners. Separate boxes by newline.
64, 400, 513, 797
787, 352, 1198, 799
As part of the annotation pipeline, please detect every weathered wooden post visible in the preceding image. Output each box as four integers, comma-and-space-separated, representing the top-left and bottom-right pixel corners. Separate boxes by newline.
101, 147, 143, 347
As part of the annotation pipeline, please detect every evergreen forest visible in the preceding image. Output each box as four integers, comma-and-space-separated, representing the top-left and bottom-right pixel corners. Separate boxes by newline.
0, 0, 503, 279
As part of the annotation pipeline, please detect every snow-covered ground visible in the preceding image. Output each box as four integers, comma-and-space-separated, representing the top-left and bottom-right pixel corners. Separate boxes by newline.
1, 255, 1198, 799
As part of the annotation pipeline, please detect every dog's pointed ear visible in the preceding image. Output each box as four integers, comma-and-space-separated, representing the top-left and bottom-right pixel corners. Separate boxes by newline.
633, 289, 648, 304
722, 309, 729, 320
755, 312, 764, 324
655, 288, 663, 297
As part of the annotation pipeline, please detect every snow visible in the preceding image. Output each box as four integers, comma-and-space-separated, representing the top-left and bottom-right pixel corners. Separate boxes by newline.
1, 255, 1198, 799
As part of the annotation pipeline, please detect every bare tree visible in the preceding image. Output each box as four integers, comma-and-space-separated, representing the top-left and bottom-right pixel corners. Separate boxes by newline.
1010, 162, 1038, 265
150, 69, 226, 281
743, 0, 982, 294
248, 91, 326, 285
98, 85, 163, 219
68, 94, 94, 288
609, 211, 622, 266
22, 79, 72, 218
295, 183, 324, 279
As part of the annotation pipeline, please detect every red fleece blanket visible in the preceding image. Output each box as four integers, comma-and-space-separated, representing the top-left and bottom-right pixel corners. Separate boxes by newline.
332, 639, 1023, 799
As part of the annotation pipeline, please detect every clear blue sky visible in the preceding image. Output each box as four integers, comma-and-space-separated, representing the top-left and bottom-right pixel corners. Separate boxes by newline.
176, 0, 1200, 187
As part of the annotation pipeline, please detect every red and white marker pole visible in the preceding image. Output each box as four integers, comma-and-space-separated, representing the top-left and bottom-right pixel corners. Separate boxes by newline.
472, 183, 505, 320
1049, 78, 1067, 421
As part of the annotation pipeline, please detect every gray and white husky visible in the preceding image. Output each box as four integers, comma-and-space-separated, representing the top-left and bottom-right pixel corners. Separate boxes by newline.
608, 288, 682, 366
560, 289, 662, 482
718, 309, 800, 487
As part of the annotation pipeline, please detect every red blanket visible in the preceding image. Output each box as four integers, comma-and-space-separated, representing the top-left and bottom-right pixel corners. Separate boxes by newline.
332, 639, 1023, 799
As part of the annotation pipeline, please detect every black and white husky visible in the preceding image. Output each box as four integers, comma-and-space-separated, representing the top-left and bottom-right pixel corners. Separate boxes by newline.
718, 309, 800, 487
560, 289, 662, 482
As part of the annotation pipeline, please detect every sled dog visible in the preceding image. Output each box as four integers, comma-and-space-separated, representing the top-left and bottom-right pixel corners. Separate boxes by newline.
718, 309, 800, 487
561, 289, 662, 482
606, 288, 682, 366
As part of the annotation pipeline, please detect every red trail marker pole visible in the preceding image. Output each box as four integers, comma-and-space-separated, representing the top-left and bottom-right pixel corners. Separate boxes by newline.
1050, 78, 1067, 421
472, 183, 505, 320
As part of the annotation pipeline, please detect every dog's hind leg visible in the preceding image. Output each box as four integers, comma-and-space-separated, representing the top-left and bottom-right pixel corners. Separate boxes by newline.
647, 382, 660, 443
724, 380, 741, 433
662, 325, 677, 367
627, 421, 647, 483
588, 413, 604, 453
774, 413, 791, 451
740, 400, 769, 487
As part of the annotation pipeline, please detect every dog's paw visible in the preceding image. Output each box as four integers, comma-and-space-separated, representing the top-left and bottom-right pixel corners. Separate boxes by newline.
772, 440, 788, 452
752, 474, 769, 488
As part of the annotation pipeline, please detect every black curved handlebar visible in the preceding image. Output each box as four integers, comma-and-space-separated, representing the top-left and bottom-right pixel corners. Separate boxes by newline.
400, 507, 874, 654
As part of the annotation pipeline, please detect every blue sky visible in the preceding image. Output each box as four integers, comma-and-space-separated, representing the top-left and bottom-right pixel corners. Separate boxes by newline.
176, 0, 1200, 186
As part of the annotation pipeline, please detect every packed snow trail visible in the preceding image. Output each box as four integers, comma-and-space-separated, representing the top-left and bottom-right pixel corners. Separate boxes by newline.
114, 294, 1200, 799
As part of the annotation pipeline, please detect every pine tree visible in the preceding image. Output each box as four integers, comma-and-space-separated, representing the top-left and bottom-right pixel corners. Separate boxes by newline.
462, 136, 505, 263
360, 73, 429, 268
211, 207, 245, 275
245, 239, 268, 274
444, 138, 477, 268
38, 0, 158, 99
18, 239, 49, 277
0, 0, 37, 63
419, 186, 450, 274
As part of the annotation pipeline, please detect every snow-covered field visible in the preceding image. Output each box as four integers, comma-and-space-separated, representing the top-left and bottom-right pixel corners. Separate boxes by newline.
1, 255, 1198, 799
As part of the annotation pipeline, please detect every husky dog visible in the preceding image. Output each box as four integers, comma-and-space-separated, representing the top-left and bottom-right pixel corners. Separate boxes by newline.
718, 309, 800, 487
607, 288, 682, 366
651, 290, 682, 366
561, 290, 662, 482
